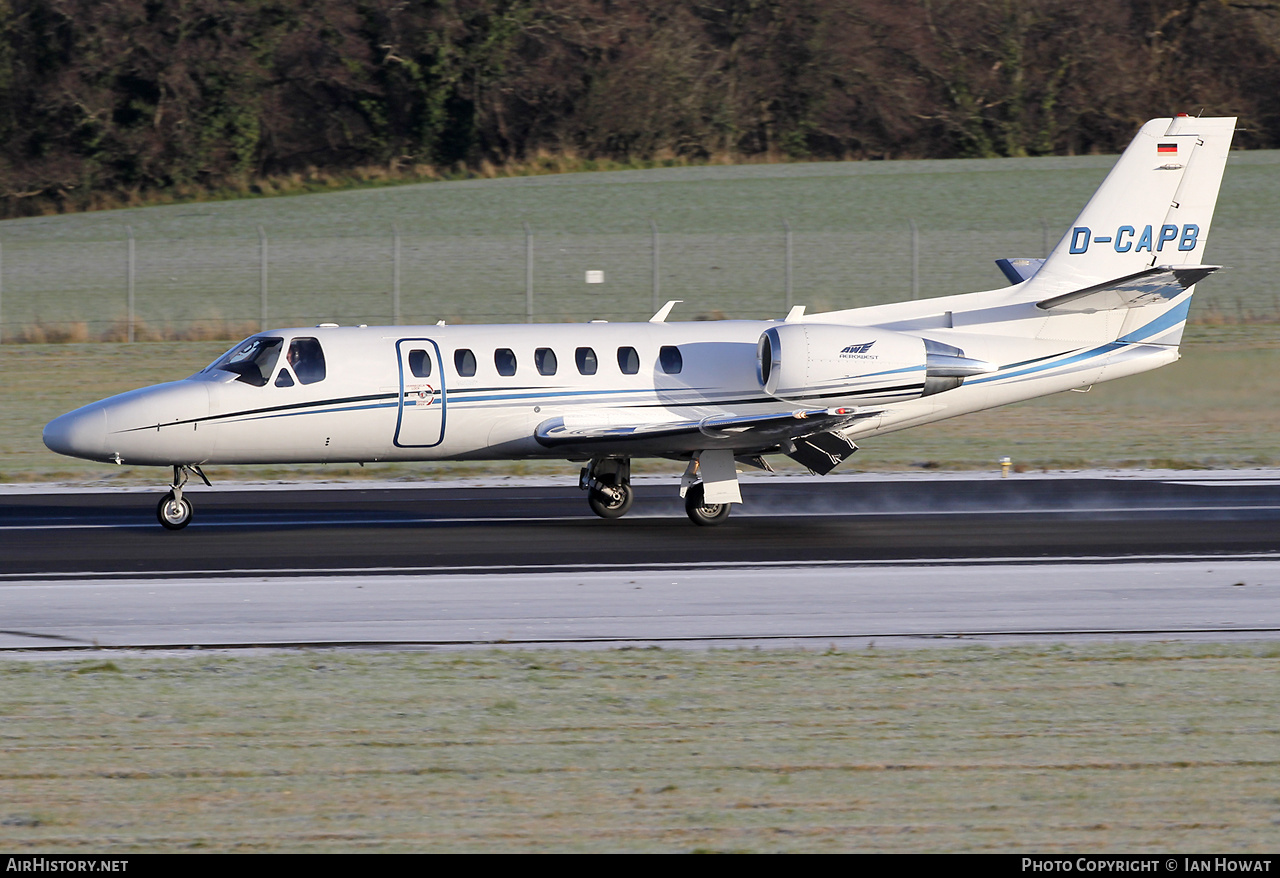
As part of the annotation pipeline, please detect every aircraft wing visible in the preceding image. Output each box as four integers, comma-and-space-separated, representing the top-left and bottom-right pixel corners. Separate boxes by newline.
534, 407, 876, 456
1035, 264, 1219, 313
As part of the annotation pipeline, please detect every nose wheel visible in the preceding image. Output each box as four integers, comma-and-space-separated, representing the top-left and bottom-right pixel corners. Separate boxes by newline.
155, 464, 209, 530
157, 491, 194, 530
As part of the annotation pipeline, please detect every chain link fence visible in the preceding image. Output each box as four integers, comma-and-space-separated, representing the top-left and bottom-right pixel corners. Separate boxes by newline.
0, 220, 1075, 342
1, 177, 1274, 342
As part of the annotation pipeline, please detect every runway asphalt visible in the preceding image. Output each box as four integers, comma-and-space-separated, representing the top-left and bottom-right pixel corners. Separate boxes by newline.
2, 472, 1278, 651
2, 472, 1279, 576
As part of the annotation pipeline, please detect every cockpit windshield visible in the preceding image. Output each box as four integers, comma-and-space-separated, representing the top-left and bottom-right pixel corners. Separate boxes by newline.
207, 336, 284, 387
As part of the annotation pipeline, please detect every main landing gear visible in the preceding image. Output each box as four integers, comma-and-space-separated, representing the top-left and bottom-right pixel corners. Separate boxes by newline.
156, 464, 210, 530
581, 458, 633, 520
679, 451, 739, 526
581, 453, 741, 526
683, 483, 732, 527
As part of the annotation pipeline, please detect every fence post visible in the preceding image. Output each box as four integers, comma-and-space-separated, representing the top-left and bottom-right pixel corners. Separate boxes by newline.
126, 225, 136, 342
392, 223, 402, 325
523, 221, 533, 323
909, 218, 919, 300
783, 218, 793, 312
650, 219, 660, 315
1042, 217, 1051, 257
257, 224, 268, 331
0, 239, 4, 345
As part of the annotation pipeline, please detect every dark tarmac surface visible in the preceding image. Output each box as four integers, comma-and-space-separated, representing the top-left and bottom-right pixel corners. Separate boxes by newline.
2, 473, 1279, 577
3, 474, 1279, 650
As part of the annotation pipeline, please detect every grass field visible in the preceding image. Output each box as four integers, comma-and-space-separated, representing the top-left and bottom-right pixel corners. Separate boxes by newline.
0, 149, 1277, 334
3, 323, 1276, 481
1, 643, 1276, 852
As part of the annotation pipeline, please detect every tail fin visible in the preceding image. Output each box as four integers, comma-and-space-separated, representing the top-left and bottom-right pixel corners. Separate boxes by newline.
1015, 115, 1235, 346
1026, 115, 1236, 298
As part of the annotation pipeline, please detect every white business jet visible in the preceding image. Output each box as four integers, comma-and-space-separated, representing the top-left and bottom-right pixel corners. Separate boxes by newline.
44, 115, 1236, 529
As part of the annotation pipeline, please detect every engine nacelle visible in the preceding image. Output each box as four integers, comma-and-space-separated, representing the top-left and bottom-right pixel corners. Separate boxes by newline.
756, 324, 994, 407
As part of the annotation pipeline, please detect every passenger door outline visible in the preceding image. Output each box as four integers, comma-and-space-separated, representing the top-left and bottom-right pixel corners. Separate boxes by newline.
394, 338, 446, 448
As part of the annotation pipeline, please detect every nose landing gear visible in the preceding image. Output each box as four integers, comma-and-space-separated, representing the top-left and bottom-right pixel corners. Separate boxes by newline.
156, 464, 210, 530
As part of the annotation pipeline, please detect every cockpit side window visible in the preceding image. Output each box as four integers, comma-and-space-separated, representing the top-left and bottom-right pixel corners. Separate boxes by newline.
210, 336, 283, 387
288, 337, 326, 384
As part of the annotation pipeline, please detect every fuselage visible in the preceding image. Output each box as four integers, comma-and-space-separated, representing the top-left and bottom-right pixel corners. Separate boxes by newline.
42, 309, 1181, 469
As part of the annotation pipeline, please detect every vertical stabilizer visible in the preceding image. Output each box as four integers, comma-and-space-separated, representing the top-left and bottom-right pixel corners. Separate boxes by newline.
1024, 116, 1236, 302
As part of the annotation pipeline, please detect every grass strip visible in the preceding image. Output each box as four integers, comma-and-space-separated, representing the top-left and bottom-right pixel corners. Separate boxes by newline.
1, 642, 1277, 852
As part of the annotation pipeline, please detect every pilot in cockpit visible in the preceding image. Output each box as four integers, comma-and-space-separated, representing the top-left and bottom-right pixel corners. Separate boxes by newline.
286, 337, 326, 385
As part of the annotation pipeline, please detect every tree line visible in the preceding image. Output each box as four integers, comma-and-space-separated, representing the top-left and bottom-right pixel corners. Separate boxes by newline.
2, 0, 1278, 217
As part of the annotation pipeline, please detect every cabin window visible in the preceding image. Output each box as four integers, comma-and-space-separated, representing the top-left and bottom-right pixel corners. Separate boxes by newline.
210, 336, 283, 387
288, 337, 326, 384
660, 345, 683, 374
408, 349, 432, 378
618, 346, 640, 375
535, 348, 558, 376
576, 347, 598, 375
495, 348, 517, 376
455, 349, 477, 377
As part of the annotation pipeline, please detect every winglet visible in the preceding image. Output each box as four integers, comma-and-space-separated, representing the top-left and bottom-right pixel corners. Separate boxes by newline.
649, 300, 683, 323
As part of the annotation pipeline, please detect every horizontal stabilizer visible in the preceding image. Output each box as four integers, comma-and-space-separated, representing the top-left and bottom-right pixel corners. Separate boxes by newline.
1035, 264, 1220, 313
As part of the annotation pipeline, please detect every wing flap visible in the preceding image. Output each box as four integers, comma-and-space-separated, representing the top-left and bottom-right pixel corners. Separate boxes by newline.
534, 407, 875, 455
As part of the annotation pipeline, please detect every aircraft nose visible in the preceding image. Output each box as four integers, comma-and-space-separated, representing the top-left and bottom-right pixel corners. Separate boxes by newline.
43, 405, 109, 462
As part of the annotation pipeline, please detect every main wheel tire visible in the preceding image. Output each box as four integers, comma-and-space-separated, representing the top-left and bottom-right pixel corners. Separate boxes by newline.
684, 483, 731, 526
587, 482, 634, 519
157, 492, 194, 530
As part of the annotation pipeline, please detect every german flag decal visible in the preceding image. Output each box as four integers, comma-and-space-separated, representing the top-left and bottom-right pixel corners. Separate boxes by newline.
1158, 142, 1179, 154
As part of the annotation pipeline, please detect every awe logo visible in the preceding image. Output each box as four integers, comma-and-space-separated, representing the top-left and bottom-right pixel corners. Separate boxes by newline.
840, 342, 876, 357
